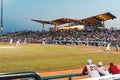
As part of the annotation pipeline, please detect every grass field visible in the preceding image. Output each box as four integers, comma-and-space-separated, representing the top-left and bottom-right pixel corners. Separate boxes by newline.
0, 42, 120, 73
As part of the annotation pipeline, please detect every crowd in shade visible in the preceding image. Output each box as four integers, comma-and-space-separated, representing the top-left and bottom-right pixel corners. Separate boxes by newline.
0, 28, 120, 46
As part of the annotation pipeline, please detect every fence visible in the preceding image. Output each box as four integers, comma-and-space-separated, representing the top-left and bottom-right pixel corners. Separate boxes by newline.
0, 71, 41, 80
0, 71, 84, 80
41, 72, 83, 80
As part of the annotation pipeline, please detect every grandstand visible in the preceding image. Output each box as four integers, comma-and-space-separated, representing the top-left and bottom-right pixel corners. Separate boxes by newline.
0, 12, 119, 47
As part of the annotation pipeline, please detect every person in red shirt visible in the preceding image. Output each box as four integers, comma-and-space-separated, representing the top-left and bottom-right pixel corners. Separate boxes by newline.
108, 63, 120, 74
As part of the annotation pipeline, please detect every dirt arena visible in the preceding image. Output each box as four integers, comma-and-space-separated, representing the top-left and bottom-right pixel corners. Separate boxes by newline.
0, 46, 15, 49
40, 68, 88, 80
40, 65, 117, 80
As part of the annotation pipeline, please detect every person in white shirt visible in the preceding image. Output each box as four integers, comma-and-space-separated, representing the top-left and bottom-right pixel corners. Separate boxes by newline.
105, 42, 111, 51
9, 38, 13, 45
82, 59, 100, 78
97, 62, 110, 76
42, 40, 45, 45
16, 39, 20, 47
23, 38, 27, 44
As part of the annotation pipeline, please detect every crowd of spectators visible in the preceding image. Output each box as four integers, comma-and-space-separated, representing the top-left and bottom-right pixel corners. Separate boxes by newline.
0, 28, 120, 46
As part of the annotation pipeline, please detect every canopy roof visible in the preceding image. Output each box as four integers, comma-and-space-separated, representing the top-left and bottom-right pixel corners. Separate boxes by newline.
50, 18, 79, 25
80, 12, 116, 24
32, 19, 52, 25
32, 12, 116, 25
32, 18, 79, 25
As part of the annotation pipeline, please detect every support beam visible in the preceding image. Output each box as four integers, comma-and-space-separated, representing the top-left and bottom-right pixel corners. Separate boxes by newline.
54, 24, 57, 31
0, 0, 3, 31
102, 21, 105, 29
42, 23, 44, 32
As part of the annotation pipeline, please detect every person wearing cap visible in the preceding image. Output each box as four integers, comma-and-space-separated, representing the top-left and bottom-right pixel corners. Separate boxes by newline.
82, 59, 100, 77
108, 63, 120, 74
97, 62, 110, 76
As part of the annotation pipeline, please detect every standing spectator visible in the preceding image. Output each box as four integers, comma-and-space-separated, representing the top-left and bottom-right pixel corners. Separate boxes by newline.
105, 42, 111, 51
23, 38, 27, 44
108, 63, 120, 74
97, 62, 110, 76
82, 59, 100, 78
42, 40, 46, 45
16, 39, 21, 47
115, 45, 120, 51
9, 38, 13, 45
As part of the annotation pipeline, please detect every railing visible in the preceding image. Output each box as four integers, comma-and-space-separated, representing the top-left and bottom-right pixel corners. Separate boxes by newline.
0, 71, 41, 80
41, 73, 83, 80
0, 71, 84, 80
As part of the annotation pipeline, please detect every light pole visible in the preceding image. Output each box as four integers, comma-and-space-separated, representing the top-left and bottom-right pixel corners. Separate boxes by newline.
0, 0, 3, 31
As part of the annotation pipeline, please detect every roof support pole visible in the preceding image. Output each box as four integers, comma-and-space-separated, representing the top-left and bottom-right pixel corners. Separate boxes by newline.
102, 21, 105, 29
68, 22, 70, 26
0, 0, 3, 31
42, 23, 44, 32
54, 24, 57, 31
54, 24, 56, 28
68, 19, 71, 30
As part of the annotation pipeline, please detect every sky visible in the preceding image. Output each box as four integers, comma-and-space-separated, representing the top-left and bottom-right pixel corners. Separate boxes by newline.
1, 0, 120, 32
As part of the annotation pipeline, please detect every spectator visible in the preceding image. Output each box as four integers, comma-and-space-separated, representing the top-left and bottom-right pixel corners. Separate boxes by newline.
105, 42, 111, 51
9, 38, 13, 45
16, 39, 21, 47
115, 45, 120, 51
82, 59, 100, 77
97, 62, 110, 76
108, 63, 120, 74
23, 38, 27, 44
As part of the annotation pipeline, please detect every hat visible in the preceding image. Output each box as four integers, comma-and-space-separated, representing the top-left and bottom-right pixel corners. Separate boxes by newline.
98, 62, 103, 66
109, 63, 113, 66
87, 59, 92, 65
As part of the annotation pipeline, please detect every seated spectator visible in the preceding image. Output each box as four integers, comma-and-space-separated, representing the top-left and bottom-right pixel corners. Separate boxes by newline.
97, 62, 110, 76
82, 59, 100, 77
108, 63, 120, 74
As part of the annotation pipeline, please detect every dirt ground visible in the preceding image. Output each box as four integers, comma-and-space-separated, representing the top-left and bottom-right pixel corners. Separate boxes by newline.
39, 66, 114, 80
40, 68, 88, 80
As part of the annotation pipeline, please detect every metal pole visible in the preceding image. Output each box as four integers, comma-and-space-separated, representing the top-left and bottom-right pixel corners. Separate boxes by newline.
42, 23, 44, 32
0, 0, 3, 31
